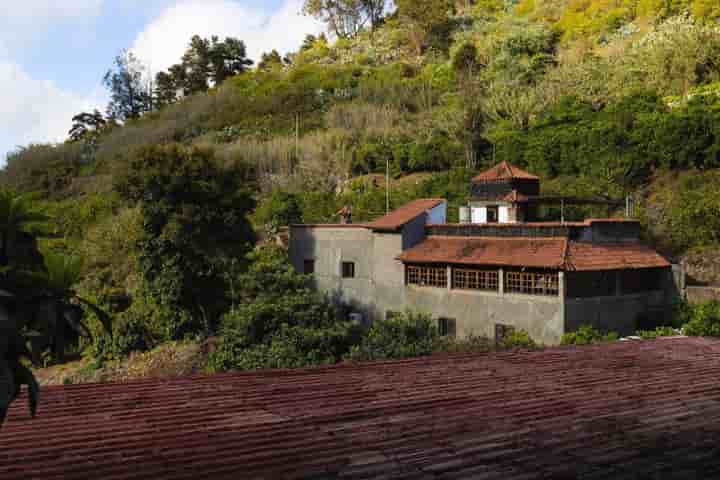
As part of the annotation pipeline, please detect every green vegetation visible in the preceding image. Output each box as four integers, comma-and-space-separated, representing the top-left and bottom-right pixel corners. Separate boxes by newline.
678, 301, 720, 337
561, 325, 620, 345
3, 0, 720, 397
347, 311, 438, 361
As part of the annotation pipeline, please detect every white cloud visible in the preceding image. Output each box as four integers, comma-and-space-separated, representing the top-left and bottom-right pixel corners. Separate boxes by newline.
0, 0, 104, 51
132, 0, 324, 73
0, 61, 106, 163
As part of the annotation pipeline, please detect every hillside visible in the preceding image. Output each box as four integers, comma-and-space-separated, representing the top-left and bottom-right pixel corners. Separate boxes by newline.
2, 1, 720, 378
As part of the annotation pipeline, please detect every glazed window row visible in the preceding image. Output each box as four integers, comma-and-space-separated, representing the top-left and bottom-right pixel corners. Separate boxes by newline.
405, 265, 559, 296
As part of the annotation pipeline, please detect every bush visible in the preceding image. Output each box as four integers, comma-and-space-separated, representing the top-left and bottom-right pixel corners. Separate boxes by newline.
207, 246, 361, 372
682, 301, 720, 337
498, 329, 539, 349
434, 333, 493, 354
636, 326, 679, 339
561, 325, 620, 345
347, 311, 438, 361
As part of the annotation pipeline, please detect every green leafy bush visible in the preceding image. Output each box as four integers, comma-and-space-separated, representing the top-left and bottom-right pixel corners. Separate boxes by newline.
347, 311, 438, 361
207, 246, 361, 371
561, 325, 620, 345
498, 329, 539, 349
682, 301, 720, 337
636, 326, 679, 339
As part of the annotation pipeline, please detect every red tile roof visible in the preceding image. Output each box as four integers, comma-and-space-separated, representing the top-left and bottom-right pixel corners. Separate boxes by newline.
3, 338, 720, 479
399, 236, 670, 271
565, 241, 671, 271
398, 235, 568, 268
367, 198, 445, 231
472, 161, 539, 182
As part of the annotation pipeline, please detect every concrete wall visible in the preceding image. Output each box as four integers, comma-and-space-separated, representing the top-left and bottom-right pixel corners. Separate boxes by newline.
405, 286, 564, 344
565, 291, 668, 336
291, 224, 672, 345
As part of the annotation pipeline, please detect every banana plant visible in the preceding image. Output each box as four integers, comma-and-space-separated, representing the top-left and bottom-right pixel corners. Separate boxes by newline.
0, 324, 40, 428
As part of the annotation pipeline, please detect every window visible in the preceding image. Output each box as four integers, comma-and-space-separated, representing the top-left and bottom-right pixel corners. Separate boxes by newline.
622, 268, 663, 294
495, 324, 515, 345
341, 261, 355, 278
486, 206, 499, 223
303, 259, 315, 275
438, 318, 456, 338
453, 268, 499, 291
406, 265, 447, 288
505, 270, 559, 296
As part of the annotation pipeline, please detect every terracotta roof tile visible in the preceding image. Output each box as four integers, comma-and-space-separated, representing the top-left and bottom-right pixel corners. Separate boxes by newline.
565, 241, 671, 271
399, 236, 671, 271
472, 161, 539, 182
367, 198, 445, 231
3, 338, 720, 479
398, 236, 568, 268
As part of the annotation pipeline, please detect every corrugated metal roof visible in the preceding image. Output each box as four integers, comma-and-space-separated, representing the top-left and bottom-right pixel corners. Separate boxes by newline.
472, 161, 539, 182
367, 199, 445, 231
2, 338, 720, 479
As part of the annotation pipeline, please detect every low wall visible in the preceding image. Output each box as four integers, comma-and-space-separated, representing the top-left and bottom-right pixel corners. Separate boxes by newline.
686, 286, 720, 304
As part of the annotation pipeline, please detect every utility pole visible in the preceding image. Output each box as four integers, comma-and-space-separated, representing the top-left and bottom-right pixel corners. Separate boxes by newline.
386, 156, 390, 214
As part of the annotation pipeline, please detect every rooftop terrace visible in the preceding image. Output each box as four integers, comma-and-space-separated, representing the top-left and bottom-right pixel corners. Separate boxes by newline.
2, 337, 720, 479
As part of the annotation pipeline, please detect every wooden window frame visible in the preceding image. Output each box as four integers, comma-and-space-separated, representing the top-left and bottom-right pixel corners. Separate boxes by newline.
452, 267, 499, 291
341, 261, 355, 279
505, 270, 559, 296
406, 264, 447, 288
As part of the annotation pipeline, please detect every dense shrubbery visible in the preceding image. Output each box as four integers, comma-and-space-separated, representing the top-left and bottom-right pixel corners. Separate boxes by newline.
347, 311, 438, 361
207, 246, 362, 371
679, 301, 720, 337
561, 325, 620, 345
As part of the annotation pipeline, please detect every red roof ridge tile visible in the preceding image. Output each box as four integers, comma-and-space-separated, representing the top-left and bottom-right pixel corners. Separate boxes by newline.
367, 198, 445, 231
472, 161, 540, 182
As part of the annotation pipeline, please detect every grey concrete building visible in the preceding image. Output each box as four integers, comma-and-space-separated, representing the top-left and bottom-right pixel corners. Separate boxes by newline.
289, 163, 674, 345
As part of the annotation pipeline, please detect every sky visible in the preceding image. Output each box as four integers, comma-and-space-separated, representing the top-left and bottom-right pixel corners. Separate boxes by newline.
0, 0, 323, 164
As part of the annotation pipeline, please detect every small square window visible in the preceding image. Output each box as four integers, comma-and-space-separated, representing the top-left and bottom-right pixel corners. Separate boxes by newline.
342, 261, 355, 278
303, 259, 315, 274
438, 318, 456, 338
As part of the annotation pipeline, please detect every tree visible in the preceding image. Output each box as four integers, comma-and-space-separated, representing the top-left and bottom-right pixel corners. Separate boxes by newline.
207, 246, 361, 372
0, 190, 47, 268
396, 0, 455, 53
258, 50, 284, 72
303, 0, 371, 39
255, 190, 303, 234
103, 50, 152, 121
114, 144, 256, 337
0, 327, 39, 427
68, 110, 106, 143
180, 35, 212, 95
209, 36, 254, 85
153, 71, 179, 108
161, 35, 253, 97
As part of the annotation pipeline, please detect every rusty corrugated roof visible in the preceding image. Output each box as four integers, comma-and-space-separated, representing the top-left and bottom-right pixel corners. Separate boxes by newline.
472, 161, 539, 182
3, 338, 720, 478
367, 198, 445, 231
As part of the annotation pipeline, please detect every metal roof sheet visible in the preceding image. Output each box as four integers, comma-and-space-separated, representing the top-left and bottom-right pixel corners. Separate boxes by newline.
2, 338, 720, 479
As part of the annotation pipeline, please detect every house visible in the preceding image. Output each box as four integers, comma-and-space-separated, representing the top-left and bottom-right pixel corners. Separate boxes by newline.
289, 162, 675, 344
3, 337, 720, 479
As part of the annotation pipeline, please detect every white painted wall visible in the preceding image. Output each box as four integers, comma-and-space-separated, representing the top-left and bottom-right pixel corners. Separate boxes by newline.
499, 206, 510, 224
471, 207, 487, 224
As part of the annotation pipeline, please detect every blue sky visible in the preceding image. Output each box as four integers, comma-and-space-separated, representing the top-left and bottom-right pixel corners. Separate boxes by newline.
0, 0, 321, 164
